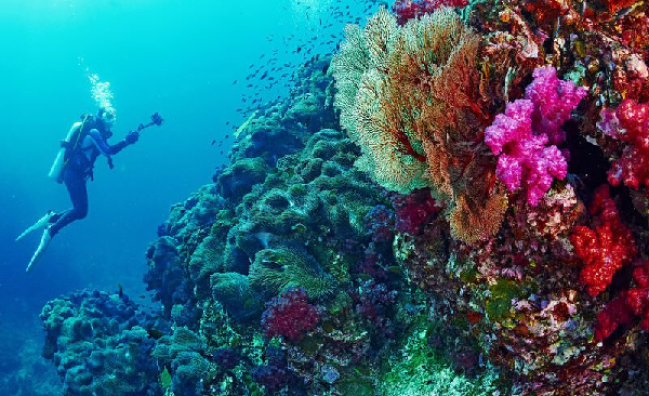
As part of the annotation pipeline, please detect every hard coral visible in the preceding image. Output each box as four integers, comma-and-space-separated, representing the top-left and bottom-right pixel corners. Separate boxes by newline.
485, 66, 586, 206
261, 288, 320, 343
570, 185, 636, 296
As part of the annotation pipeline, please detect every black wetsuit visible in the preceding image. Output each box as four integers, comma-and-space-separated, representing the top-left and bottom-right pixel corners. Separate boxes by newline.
49, 120, 129, 237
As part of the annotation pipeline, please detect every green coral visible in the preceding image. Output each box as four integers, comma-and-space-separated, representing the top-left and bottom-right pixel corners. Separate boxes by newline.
249, 246, 335, 299
189, 235, 226, 286
485, 279, 528, 323
211, 272, 264, 321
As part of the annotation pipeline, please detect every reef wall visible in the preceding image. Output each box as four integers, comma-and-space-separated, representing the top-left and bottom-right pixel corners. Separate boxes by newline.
39, 1, 649, 395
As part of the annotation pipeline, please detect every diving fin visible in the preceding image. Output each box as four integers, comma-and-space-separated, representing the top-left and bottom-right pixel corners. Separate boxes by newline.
26, 227, 52, 273
16, 210, 55, 241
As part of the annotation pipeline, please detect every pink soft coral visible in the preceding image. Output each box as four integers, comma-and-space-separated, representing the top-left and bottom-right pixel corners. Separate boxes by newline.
525, 66, 588, 145
485, 66, 586, 206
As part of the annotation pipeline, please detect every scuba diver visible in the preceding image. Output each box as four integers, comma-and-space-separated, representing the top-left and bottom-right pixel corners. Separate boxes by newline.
17, 108, 163, 272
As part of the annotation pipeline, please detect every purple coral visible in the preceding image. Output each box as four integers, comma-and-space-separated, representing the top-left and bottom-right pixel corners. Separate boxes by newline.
364, 205, 396, 244
353, 280, 398, 337
212, 347, 240, 370
250, 346, 297, 392
484, 67, 586, 206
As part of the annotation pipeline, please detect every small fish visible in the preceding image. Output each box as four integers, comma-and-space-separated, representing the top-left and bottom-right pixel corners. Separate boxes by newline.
225, 134, 230, 139
387, 266, 402, 274
118, 283, 123, 298
211, 140, 216, 145
359, 273, 372, 281
232, 80, 238, 85
147, 329, 164, 340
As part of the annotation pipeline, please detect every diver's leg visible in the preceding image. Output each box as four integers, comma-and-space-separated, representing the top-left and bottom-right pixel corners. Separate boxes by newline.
27, 169, 88, 272
49, 168, 88, 237
15, 210, 56, 241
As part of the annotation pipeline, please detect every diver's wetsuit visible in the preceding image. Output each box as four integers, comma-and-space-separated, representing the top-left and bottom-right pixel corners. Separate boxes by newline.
49, 123, 129, 237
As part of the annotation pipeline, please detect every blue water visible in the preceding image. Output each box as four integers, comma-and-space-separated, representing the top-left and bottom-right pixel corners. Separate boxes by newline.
0, 0, 377, 392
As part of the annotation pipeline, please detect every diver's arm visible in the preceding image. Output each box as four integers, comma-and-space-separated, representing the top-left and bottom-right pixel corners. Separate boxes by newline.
88, 129, 131, 156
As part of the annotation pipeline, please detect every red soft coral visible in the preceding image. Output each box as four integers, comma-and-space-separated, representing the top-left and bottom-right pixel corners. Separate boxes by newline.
261, 288, 320, 343
599, 99, 649, 192
391, 189, 441, 236
595, 296, 635, 341
570, 185, 636, 296
595, 260, 649, 341
392, 0, 468, 25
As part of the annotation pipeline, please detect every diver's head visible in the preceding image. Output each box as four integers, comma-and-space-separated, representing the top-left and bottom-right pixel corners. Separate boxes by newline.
97, 107, 116, 129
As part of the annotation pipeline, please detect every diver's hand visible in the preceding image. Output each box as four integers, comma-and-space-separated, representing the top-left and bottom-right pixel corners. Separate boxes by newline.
125, 131, 139, 145
107, 157, 114, 169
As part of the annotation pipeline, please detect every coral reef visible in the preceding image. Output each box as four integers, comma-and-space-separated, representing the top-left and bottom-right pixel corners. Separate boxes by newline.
39, 1, 649, 395
332, 2, 649, 395
393, 0, 469, 25
39, 289, 162, 396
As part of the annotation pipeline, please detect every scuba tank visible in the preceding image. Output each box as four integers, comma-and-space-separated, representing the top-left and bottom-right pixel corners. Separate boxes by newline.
48, 122, 82, 183
48, 115, 94, 183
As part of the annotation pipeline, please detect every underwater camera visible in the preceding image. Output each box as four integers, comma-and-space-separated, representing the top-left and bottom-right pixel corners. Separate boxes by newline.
151, 112, 164, 126
137, 112, 165, 132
